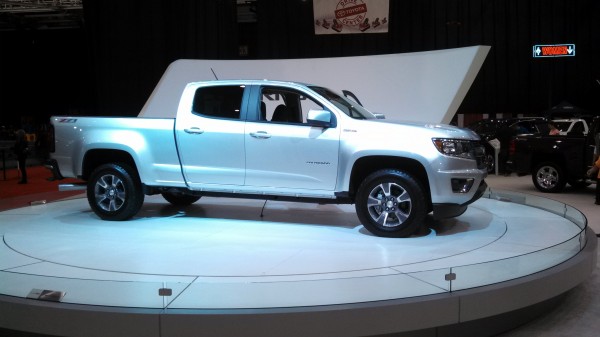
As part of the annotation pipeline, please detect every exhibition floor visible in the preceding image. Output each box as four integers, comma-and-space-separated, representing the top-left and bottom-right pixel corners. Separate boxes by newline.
0, 169, 598, 336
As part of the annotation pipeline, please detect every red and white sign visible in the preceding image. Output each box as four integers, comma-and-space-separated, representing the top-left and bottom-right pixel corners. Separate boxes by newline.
533, 44, 576, 58
314, 0, 389, 35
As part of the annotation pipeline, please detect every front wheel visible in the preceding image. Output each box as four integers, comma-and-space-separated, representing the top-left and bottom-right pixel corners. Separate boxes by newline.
355, 169, 427, 238
87, 163, 144, 220
532, 162, 566, 193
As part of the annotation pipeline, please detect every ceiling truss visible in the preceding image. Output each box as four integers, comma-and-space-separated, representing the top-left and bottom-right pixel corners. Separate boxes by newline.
0, 0, 83, 31
0, 1, 258, 32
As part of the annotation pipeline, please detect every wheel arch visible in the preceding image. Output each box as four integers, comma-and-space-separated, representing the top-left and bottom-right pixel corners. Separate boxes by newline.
82, 149, 139, 181
349, 156, 431, 207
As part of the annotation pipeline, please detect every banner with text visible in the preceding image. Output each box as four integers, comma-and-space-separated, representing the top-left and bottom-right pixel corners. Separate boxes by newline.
314, 0, 389, 35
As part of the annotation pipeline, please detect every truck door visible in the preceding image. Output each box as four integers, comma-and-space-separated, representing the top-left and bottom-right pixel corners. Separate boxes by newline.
244, 86, 340, 191
175, 84, 247, 187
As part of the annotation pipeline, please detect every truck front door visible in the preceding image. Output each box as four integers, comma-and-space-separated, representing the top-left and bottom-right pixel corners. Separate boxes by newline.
244, 86, 340, 191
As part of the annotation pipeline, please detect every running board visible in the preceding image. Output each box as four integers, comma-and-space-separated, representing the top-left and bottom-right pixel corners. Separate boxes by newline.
58, 183, 87, 192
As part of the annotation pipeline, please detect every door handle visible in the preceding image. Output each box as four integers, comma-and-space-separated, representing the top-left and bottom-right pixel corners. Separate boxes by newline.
250, 131, 271, 139
184, 127, 205, 134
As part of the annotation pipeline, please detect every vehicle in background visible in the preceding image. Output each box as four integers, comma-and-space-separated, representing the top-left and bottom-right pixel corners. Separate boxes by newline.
466, 117, 549, 174
507, 117, 600, 192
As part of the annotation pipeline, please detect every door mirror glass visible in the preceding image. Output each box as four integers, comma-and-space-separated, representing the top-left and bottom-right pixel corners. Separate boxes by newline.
307, 109, 333, 127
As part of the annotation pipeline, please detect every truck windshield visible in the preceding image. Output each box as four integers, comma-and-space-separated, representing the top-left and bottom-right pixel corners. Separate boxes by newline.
309, 86, 375, 119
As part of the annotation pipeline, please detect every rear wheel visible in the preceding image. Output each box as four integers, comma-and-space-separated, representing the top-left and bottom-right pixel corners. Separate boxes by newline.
355, 169, 426, 238
532, 162, 566, 193
162, 192, 201, 206
87, 163, 144, 220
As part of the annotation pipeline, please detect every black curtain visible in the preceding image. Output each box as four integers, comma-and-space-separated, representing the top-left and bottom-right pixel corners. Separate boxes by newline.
254, 0, 600, 117
83, 0, 238, 116
81, 0, 600, 117
0, 28, 91, 126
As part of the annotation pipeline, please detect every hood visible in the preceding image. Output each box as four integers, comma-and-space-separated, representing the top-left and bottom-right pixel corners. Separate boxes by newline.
366, 119, 481, 141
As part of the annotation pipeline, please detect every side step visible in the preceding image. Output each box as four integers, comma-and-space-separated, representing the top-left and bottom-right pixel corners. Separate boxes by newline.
58, 183, 87, 192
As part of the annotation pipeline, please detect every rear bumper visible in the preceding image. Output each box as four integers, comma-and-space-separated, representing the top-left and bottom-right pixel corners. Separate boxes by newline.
432, 179, 488, 219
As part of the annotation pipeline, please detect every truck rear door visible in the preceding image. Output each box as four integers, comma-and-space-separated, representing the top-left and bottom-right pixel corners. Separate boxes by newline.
175, 84, 248, 187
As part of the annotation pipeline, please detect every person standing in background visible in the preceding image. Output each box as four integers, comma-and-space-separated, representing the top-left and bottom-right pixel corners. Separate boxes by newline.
13, 129, 28, 184
592, 131, 600, 205
592, 157, 600, 205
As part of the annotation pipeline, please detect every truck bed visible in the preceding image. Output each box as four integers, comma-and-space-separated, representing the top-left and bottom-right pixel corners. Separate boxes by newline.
51, 116, 184, 186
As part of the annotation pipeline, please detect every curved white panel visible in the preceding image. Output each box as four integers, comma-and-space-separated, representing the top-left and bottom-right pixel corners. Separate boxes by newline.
139, 46, 490, 124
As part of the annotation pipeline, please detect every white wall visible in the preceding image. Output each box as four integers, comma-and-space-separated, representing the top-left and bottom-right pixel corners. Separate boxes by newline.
139, 46, 490, 124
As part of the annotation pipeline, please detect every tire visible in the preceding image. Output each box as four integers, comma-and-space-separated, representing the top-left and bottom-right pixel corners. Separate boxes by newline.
532, 162, 566, 193
162, 192, 201, 206
355, 169, 426, 238
87, 163, 144, 220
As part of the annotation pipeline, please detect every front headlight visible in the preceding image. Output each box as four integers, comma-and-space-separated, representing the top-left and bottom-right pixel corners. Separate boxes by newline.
432, 138, 477, 159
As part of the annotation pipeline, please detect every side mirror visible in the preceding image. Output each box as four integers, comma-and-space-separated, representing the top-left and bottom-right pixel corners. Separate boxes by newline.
307, 109, 334, 128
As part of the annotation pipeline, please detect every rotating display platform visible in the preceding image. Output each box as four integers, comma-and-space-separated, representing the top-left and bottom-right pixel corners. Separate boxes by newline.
0, 189, 596, 337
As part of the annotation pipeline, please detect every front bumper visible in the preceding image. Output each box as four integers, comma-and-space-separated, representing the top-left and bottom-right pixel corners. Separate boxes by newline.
432, 179, 488, 219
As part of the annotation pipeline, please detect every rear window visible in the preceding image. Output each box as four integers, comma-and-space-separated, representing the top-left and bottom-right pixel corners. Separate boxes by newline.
510, 120, 549, 135
553, 121, 572, 133
192, 85, 245, 119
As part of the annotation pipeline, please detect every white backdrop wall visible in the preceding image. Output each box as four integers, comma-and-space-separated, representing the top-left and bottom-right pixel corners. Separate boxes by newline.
139, 46, 490, 124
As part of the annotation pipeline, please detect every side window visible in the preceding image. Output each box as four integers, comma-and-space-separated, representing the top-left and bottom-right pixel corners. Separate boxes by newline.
299, 94, 324, 122
260, 87, 323, 124
570, 121, 584, 134
192, 85, 245, 119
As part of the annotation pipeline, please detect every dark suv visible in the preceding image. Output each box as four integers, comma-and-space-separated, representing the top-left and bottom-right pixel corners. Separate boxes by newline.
467, 117, 550, 174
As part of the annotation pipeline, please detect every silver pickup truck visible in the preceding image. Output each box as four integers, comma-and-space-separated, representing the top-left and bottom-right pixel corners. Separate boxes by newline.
48, 80, 487, 237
